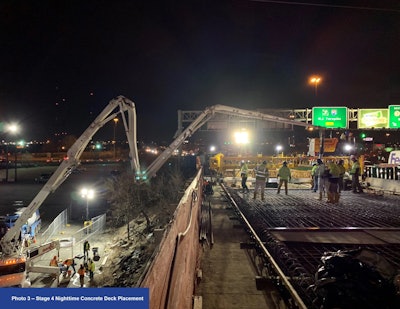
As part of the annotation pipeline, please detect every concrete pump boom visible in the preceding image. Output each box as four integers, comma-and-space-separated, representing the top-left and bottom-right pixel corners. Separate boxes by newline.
1, 100, 321, 255
144, 104, 320, 179
0, 95, 140, 255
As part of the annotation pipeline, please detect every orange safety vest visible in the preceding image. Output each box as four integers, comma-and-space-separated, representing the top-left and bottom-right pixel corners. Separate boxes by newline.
78, 267, 85, 277
50, 258, 58, 267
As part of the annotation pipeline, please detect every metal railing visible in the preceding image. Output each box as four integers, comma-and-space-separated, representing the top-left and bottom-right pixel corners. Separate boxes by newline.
364, 166, 400, 180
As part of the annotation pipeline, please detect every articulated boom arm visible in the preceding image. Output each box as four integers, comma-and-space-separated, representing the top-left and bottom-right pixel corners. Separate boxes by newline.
0, 96, 139, 255
213, 104, 316, 129
145, 106, 216, 178
145, 104, 319, 179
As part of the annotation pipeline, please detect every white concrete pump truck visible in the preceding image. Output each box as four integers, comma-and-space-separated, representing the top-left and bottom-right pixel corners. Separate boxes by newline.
0, 96, 140, 287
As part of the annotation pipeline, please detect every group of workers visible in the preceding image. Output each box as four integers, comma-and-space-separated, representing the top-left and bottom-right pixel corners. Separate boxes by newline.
239, 155, 363, 203
240, 160, 292, 200
49, 240, 96, 287
310, 155, 363, 203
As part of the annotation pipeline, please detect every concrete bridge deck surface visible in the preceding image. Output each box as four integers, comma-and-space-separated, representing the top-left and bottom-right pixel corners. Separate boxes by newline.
195, 189, 284, 309
195, 181, 400, 309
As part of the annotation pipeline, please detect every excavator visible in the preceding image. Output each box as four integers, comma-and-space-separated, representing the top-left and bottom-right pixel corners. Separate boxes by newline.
0, 96, 319, 287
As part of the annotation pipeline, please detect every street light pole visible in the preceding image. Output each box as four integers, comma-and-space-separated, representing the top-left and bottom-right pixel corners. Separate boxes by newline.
81, 188, 94, 221
14, 146, 17, 182
113, 117, 119, 160
5, 143, 9, 182
309, 76, 321, 97
85, 198, 89, 222
4, 123, 20, 182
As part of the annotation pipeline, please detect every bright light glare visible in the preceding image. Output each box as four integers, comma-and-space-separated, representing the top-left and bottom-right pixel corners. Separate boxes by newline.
234, 131, 249, 144
344, 144, 353, 152
6, 123, 19, 134
81, 188, 94, 199
210, 145, 216, 152
145, 147, 158, 155
276, 145, 283, 152
309, 76, 321, 85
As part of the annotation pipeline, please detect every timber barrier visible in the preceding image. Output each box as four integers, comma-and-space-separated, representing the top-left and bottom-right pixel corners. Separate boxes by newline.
140, 169, 203, 309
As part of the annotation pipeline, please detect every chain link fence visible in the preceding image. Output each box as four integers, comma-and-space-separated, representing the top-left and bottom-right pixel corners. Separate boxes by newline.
40, 210, 106, 246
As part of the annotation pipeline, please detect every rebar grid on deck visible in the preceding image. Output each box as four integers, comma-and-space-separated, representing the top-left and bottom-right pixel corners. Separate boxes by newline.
226, 187, 400, 308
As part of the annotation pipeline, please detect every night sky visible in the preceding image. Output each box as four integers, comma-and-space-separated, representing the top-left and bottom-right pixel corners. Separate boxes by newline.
1, 0, 400, 142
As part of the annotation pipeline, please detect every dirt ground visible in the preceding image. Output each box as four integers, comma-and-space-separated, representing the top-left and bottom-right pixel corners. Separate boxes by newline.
93, 210, 169, 287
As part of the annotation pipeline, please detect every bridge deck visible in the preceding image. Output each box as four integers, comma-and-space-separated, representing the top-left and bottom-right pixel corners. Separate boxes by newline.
196, 183, 400, 308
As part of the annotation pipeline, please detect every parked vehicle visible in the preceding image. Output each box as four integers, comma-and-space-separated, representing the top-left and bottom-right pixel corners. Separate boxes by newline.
35, 173, 53, 183
0, 208, 41, 241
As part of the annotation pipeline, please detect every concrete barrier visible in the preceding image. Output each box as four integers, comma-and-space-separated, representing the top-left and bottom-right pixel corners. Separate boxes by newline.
365, 177, 400, 195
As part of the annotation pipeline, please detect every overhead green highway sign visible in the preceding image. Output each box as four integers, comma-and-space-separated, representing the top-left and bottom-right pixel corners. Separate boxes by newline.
312, 107, 348, 128
388, 105, 400, 128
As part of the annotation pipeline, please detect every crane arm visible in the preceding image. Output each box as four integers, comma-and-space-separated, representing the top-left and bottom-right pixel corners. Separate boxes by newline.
213, 104, 316, 129
145, 104, 319, 179
0, 96, 139, 255
145, 106, 216, 178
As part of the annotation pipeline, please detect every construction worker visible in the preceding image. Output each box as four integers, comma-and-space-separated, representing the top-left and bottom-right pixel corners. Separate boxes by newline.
50, 255, 58, 267
83, 240, 90, 261
311, 162, 319, 192
63, 258, 76, 276
337, 159, 346, 193
240, 160, 250, 193
277, 161, 291, 195
87, 258, 95, 281
350, 156, 364, 193
316, 159, 328, 200
327, 160, 341, 203
78, 264, 86, 287
253, 160, 269, 201
49, 255, 59, 279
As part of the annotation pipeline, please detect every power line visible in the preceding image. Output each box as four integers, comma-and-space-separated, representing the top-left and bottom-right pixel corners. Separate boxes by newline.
249, 0, 400, 13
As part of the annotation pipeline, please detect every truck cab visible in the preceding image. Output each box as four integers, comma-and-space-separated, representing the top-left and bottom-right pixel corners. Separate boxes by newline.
0, 256, 30, 287
1, 208, 41, 241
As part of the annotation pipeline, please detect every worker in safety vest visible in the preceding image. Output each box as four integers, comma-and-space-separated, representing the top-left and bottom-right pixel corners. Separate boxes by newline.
50, 255, 58, 267
327, 160, 341, 203
277, 161, 291, 195
337, 159, 346, 193
350, 156, 364, 193
87, 258, 95, 281
78, 264, 86, 287
240, 160, 250, 194
311, 162, 319, 192
253, 160, 269, 201
83, 240, 90, 261
63, 258, 76, 276
49, 255, 59, 278
316, 159, 328, 201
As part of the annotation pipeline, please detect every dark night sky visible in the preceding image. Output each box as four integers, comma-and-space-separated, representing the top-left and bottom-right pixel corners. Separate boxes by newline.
1, 0, 400, 142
